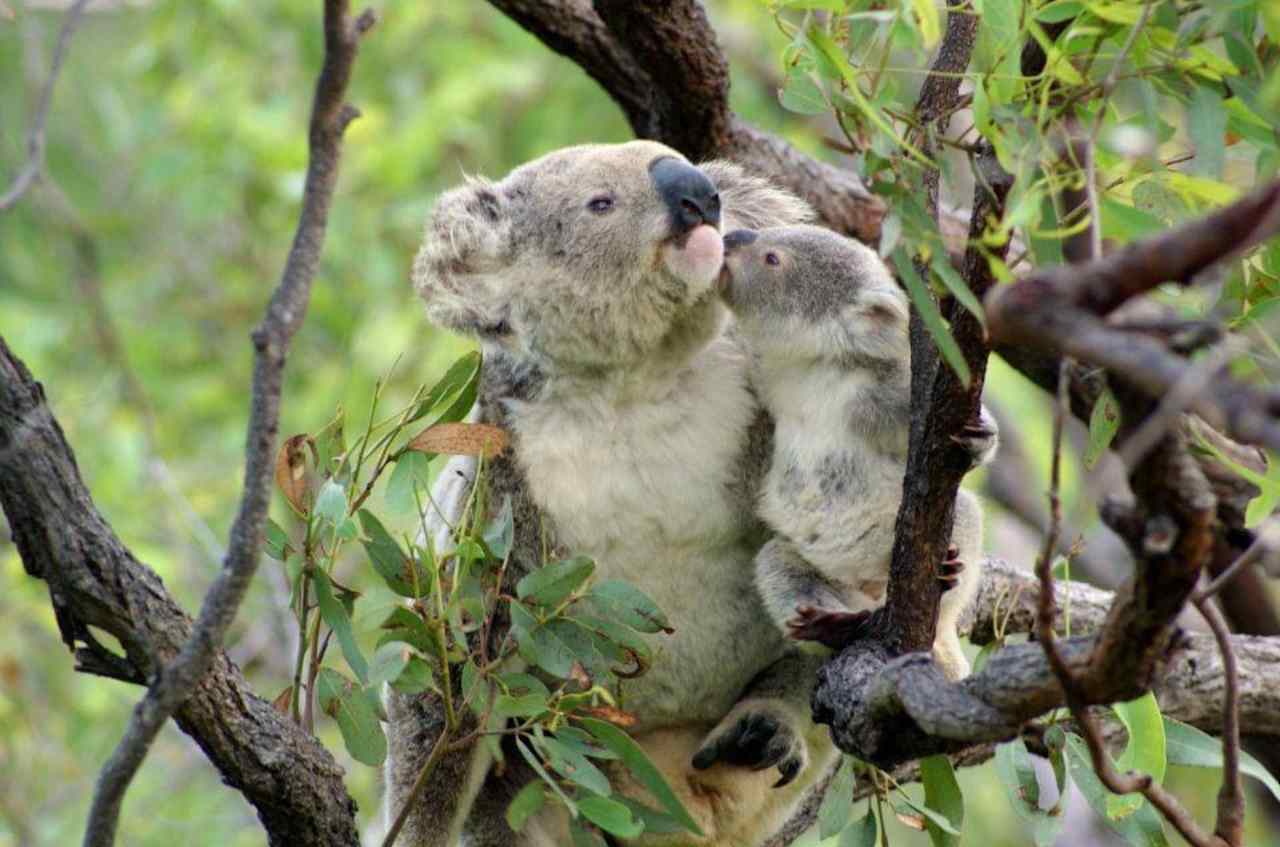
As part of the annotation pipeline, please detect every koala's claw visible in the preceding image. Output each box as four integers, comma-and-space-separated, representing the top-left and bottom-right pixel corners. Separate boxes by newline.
786, 605, 873, 649
939, 544, 965, 590
691, 708, 805, 788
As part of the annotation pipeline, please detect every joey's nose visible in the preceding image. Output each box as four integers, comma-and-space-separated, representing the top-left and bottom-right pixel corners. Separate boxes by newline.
723, 229, 758, 252
650, 156, 721, 233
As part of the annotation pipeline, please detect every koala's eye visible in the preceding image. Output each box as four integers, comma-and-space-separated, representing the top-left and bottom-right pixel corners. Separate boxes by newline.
765, 252, 781, 267
587, 195, 615, 214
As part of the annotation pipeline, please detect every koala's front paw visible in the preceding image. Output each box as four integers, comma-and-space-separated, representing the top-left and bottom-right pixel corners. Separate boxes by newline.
939, 544, 965, 590
786, 605, 872, 650
951, 406, 999, 470
691, 702, 807, 787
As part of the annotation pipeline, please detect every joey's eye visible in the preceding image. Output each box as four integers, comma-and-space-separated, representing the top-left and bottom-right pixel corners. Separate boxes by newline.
765, 252, 781, 267
587, 195, 615, 214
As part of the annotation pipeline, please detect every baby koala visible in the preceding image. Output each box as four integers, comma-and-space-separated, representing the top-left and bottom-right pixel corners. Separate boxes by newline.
718, 225, 996, 680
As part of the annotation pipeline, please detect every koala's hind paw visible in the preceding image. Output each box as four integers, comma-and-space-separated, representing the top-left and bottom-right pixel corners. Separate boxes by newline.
951, 407, 999, 470
939, 545, 965, 590
692, 703, 807, 788
786, 605, 872, 650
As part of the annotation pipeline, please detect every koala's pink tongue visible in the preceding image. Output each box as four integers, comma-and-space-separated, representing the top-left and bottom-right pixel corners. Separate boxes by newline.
664, 224, 725, 291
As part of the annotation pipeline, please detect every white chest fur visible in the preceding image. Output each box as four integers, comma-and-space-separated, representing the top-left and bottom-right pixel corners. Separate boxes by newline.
507, 337, 781, 725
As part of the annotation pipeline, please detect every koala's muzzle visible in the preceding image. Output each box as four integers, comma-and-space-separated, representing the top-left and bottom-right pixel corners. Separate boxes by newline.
650, 156, 721, 234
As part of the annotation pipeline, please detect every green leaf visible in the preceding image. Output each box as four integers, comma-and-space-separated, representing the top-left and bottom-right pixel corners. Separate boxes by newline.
518, 556, 596, 608
614, 797, 684, 834
359, 509, 427, 597
483, 495, 514, 560
818, 757, 855, 838
385, 450, 433, 516
568, 819, 607, 847
1084, 386, 1121, 470
313, 569, 368, 685
1036, 1, 1084, 23
931, 253, 986, 329
494, 693, 551, 719
921, 755, 964, 846
390, 656, 435, 694
264, 517, 292, 561
315, 667, 387, 766
893, 250, 971, 388
506, 781, 547, 833
376, 606, 439, 656
995, 738, 1063, 847
366, 641, 409, 688
779, 66, 829, 116
313, 479, 347, 526
410, 351, 482, 423
1108, 693, 1165, 819
514, 612, 579, 679
1188, 85, 1228, 179
839, 807, 878, 847
1101, 197, 1165, 243
1164, 717, 1280, 803
543, 736, 613, 796
1063, 733, 1168, 847
578, 795, 643, 839
586, 581, 673, 634
314, 405, 346, 477
578, 717, 703, 836
516, 737, 577, 815
909, 0, 941, 48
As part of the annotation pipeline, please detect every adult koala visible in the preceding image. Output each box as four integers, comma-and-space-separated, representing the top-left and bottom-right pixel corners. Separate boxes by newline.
387, 140, 836, 846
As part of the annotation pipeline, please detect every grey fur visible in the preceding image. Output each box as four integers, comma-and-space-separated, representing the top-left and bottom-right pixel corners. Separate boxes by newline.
392, 142, 837, 846
719, 225, 997, 681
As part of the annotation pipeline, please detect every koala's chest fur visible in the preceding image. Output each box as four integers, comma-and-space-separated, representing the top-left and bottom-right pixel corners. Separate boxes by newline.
507, 338, 782, 725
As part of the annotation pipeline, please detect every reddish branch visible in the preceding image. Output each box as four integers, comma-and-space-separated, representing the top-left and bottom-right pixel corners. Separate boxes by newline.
65, 2, 375, 845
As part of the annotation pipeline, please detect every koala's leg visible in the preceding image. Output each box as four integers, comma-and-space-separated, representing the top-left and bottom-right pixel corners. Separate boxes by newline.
680, 651, 839, 846
933, 489, 985, 681
384, 689, 490, 847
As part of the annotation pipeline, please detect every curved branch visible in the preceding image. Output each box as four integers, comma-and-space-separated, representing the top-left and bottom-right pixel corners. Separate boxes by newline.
69, 3, 376, 844
483, 0, 886, 241
0, 338, 360, 846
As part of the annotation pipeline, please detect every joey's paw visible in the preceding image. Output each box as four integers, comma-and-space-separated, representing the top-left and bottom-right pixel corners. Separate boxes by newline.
692, 704, 807, 787
786, 605, 872, 650
939, 545, 965, 591
951, 407, 999, 470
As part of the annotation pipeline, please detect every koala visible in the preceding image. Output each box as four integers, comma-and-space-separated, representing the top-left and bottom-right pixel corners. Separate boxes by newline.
716, 225, 996, 681
388, 141, 839, 847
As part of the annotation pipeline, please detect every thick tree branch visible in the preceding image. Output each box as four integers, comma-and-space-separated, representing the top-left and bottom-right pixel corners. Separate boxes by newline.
0, 0, 90, 212
483, 0, 886, 241
0, 338, 360, 845
45, 3, 374, 844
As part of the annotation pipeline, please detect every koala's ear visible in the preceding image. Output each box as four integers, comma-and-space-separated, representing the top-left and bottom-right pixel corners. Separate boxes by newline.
412, 177, 516, 337
838, 286, 909, 360
700, 160, 814, 231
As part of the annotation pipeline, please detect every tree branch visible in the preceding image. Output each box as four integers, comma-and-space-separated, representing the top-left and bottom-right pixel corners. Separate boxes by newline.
0, 338, 360, 846
483, 0, 886, 241
51, 3, 375, 844
0, 0, 90, 213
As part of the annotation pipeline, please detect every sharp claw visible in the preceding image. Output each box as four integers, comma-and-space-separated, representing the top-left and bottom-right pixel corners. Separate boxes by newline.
691, 746, 717, 770
773, 758, 801, 788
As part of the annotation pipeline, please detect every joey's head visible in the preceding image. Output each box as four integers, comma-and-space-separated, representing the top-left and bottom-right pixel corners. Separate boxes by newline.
412, 141, 811, 376
718, 225, 908, 369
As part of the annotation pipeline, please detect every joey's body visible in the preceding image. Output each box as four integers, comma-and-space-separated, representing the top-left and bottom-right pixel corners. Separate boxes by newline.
389, 141, 837, 847
719, 226, 993, 681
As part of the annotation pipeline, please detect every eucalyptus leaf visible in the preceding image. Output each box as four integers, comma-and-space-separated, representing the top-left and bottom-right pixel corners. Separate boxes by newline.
506, 781, 547, 833
893, 250, 971, 388
315, 667, 387, 766
313, 569, 367, 685
920, 755, 964, 846
818, 756, 855, 838
578, 717, 703, 836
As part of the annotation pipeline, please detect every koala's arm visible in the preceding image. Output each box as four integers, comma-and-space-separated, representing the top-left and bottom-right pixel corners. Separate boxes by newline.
754, 537, 848, 634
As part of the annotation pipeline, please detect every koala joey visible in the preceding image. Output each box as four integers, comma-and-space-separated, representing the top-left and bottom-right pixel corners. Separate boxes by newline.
391, 142, 837, 847
717, 225, 997, 681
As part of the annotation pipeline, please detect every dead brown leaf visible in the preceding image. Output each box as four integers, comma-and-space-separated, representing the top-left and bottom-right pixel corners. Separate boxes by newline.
271, 686, 294, 716
275, 433, 315, 514
582, 705, 638, 728
407, 422, 509, 458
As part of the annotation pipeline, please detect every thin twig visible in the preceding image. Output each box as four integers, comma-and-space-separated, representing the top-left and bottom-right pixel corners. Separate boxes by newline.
0, 0, 91, 213
1194, 593, 1245, 845
80, 4, 376, 845
1193, 523, 1280, 603
1035, 358, 1075, 687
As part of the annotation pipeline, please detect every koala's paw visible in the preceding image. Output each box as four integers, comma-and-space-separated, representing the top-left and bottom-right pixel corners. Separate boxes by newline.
951, 406, 999, 470
786, 605, 872, 650
691, 701, 807, 788
939, 544, 965, 591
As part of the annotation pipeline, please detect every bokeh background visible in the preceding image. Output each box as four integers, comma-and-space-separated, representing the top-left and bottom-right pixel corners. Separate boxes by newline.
2, 1, 1276, 845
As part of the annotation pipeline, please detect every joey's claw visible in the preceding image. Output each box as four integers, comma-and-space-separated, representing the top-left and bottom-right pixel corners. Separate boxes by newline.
786, 605, 872, 649
939, 545, 965, 590
693, 706, 807, 788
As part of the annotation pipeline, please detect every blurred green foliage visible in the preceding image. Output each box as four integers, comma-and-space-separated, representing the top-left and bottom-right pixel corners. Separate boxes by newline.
2, 0, 1278, 845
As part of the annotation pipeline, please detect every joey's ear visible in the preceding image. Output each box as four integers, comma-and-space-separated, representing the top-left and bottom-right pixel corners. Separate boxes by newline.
856, 287, 909, 327
700, 160, 814, 231
837, 287, 909, 359
412, 177, 515, 337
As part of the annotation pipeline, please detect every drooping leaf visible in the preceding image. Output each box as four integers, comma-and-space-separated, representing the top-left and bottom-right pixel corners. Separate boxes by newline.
366, 641, 409, 689
920, 755, 964, 846
359, 508, 428, 597
1188, 85, 1228, 179
390, 656, 435, 694
312, 569, 367, 685
1084, 386, 1121, 470
1063, 733, 1168, 846
578, 717, 703, 836
839, 806, 878, 847
315, 667, 387, 766
577, 795, 643, 839
818, 756, 855, 838
376, 606, 439, 656
542, 735, 613, 797
893, 250, 971, 388
995, 738, 1063, 847
407, 421, 509, 458
518, 556, 596, 608
895, 790, 961, 836
410, 351, 482, 423
313, 479, 347, 526
779, 66, 829, 116
516, 737, 578, 816
264, 517, 292, 561
483, 495, 515, 560
385, 450, 433, 516
1108, 693, 1165, 819
1164, 717, 1280, 802
275, 433, 316, 515
585, 580, 673, 634
506, 781, 547, 833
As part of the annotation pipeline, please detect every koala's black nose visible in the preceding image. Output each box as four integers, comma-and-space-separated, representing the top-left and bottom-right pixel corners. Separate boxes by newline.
723, 229, 758, 252
650, 156, 721, 233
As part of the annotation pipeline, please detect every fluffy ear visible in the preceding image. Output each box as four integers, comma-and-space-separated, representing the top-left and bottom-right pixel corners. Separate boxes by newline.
700, 160, 814, 231
411, 176, 515, 338
838, 286, 909, 362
